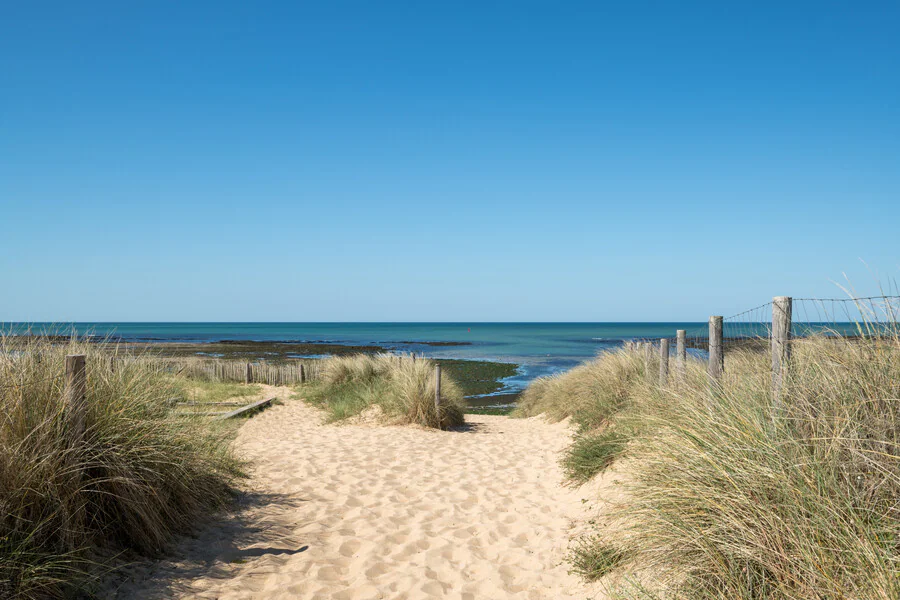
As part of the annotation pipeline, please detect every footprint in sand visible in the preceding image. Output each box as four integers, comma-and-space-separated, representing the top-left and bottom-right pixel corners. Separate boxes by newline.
106, 399, 602, 600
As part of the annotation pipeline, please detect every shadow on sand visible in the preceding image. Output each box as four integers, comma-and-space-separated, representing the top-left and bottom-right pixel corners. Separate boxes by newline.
105, 490, 310, 599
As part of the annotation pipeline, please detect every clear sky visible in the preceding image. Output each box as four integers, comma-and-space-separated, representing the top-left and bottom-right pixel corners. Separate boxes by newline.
1, 2, 898, 322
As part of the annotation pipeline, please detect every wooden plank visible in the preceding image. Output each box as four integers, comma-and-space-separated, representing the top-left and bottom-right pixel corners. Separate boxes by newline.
177, 401, 247, 407
215, 397, 275, 420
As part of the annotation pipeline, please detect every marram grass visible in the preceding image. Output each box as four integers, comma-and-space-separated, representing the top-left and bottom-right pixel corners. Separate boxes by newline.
520, 333, 900, 598
300, 353, 465, 429
0, 336, 242, 599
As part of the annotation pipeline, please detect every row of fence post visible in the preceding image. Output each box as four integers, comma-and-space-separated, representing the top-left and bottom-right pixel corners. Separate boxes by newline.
239, 362, 306, 385
632, 296, 792, 400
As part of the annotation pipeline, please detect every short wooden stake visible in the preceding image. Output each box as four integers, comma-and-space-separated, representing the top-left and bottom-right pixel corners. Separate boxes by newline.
708, 316, 724, 382
659, 338, 669, 387
644, 341, 654, 383
771, 296, 792, 406
64, 354, 87, 438
675, 329, 686, 380
245, 362, 252, 384
434, 364, 442, 427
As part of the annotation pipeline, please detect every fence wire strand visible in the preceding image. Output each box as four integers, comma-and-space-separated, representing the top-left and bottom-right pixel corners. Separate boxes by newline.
628, 295, 900, 357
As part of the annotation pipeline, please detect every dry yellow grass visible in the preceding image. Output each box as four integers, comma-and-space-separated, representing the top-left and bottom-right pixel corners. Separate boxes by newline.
303, 353, 466, 428
520, 333, 900, 598
0, 336, 242, 599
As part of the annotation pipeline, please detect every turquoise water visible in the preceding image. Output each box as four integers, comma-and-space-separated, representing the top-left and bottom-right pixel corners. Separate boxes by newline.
6, 322, 711, 391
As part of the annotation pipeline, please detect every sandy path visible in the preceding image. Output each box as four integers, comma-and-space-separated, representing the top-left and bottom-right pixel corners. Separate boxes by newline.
110, 391, 598, 599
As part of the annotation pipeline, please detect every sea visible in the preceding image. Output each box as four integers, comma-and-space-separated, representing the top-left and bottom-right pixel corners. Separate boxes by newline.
5, 322, 713, 396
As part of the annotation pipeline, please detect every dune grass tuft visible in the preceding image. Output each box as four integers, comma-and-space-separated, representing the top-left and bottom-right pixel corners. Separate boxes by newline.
301, 354, 466, 429
0, 336, 242, 598
562, 429, 628, 484
520, 328, 900, 597
181, 380, 262, 403
513, 350, 641, 431
568, 535, 627, 582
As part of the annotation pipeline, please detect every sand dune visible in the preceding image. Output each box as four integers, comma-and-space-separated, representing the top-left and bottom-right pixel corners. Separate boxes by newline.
109, 388, 601, 599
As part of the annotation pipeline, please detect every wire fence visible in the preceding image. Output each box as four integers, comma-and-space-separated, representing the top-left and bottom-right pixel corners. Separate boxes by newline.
630, 295, 900, 356
626, 294, 900, 395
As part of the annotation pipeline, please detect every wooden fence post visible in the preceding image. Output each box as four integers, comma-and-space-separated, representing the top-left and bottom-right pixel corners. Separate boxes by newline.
644, 341, 654, 383
245, 362, 252, 384
675, 329, 686, 380
299, 363, 305, 384
434, 364, 442, 426
64, 354, 87, 438
772, 296, 792, 405
708, 316, 724, 383
659, 338, 669, 386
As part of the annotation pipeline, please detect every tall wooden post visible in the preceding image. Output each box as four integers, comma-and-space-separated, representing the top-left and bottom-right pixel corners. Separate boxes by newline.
245, 362, 252, 384
675, 330, 686, 380
659, 338, 669, 387
64, 354, 87, 438
772, 296, 792, 404
299, 363, 305, 384
434, 364, 442, 426
708, 316, 724, 382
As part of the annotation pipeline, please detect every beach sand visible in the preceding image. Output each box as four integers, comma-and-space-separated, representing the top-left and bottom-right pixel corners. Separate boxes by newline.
108, 386, 604, 599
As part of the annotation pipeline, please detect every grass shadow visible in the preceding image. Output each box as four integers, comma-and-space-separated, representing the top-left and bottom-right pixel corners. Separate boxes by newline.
105, 490, 310, 599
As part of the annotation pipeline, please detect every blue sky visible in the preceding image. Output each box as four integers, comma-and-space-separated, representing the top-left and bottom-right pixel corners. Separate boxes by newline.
1, 1, 898, 321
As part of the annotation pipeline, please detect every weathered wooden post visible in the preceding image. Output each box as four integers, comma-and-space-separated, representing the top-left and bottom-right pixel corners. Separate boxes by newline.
675, 329, 686, 380
245, 362, 252, 384
772, 296, 792, 404
708, 316, 724, 383
299, 363, 305, 384
659, 338, 669, 386
64, 354, 87, 438
434, 364, 442, 426
644, 341, 654, 383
